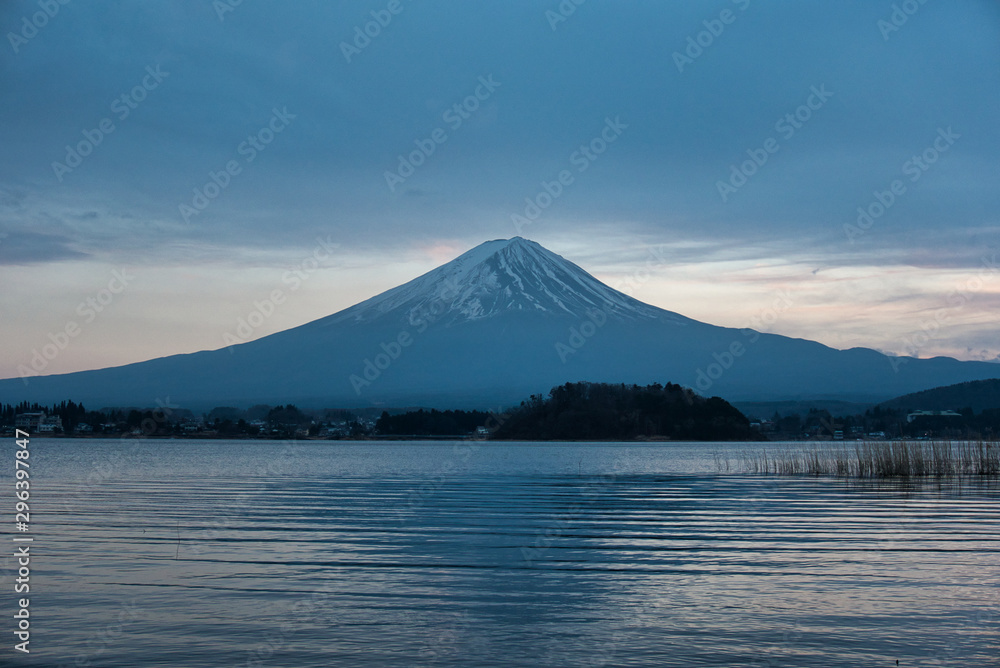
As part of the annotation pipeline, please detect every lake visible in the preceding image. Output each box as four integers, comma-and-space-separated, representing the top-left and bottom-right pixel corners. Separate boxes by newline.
3, 439, 998, 667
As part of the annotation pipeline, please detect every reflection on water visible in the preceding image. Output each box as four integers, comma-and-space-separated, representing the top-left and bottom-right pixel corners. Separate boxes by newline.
3, 440, 998, 667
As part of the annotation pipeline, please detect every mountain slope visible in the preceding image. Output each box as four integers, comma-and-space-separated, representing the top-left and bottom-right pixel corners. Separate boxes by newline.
2, 237, 998, 410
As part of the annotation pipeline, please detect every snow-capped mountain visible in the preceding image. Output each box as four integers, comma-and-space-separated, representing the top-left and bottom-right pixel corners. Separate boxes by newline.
1, 237, 997, 410
321, 237, 668, 326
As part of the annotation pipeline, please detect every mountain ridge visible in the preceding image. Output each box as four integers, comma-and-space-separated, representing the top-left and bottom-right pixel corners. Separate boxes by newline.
878, 379, 1000, 413
2, 237, 998, 410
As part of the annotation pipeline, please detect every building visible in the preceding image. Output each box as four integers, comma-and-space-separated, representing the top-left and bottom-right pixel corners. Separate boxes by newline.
15, 412, 62, 433
38, 415, 62, 433
15, 412, 45, 431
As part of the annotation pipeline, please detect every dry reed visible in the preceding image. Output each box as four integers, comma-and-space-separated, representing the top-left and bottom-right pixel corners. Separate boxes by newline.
739, 439, 999, 478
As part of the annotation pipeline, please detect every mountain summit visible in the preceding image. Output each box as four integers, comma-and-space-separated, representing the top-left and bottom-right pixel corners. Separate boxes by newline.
323, 237, 665, 327
1, 238, 997, 409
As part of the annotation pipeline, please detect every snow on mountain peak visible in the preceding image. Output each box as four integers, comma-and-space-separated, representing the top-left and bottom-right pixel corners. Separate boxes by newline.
324, 237, 671, 326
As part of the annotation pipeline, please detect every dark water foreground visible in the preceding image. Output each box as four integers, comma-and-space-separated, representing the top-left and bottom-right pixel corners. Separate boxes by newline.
3, 440, 997, 667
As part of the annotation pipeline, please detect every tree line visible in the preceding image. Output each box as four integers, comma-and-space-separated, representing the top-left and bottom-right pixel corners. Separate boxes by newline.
2, 382, 758, 441
375, 409, 494, 436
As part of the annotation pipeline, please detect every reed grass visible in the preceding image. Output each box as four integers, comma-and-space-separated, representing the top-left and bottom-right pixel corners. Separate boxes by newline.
740, 439, 1000, 478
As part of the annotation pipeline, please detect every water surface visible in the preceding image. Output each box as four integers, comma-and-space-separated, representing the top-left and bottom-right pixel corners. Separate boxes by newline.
3, 439, 997, 667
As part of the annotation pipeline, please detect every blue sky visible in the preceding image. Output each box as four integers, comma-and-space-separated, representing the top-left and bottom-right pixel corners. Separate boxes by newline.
1, 0, 998, 379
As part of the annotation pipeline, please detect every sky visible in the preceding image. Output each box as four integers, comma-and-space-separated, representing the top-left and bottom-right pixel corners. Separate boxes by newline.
1, 0, 999, 380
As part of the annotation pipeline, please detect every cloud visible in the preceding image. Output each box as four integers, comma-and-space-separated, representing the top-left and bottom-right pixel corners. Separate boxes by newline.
0, 231, 89, 265
0, 1, 995, 262
0, 1, 997, 374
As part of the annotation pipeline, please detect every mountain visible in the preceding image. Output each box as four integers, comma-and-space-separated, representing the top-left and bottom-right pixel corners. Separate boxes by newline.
322, 237, 671, 326
878, 379, 1000, 413
2, 237, 999, 410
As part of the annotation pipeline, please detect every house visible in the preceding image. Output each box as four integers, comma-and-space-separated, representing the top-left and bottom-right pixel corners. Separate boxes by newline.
906, 410, 962, 424
16, 412, 62, 433
15, 412, 45, 431
38, 415, 62, 433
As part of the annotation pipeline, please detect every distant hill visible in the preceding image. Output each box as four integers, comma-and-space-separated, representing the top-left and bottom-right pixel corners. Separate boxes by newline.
733, 399, 873, 420
4, 238, 1000, 409
879, 379, 1000, 412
